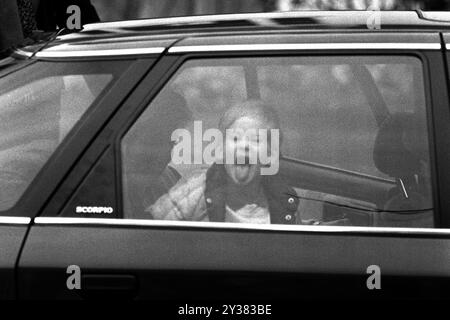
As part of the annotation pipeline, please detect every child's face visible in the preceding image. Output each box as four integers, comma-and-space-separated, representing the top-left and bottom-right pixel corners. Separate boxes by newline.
224, 116, 270, 186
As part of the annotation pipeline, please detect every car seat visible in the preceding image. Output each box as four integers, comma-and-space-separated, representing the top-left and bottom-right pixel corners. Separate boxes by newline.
372, 113, 433, 227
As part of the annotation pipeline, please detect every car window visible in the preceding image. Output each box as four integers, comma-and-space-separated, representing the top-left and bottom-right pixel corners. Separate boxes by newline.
0, 60, 128, 211
121, 56, 434, 228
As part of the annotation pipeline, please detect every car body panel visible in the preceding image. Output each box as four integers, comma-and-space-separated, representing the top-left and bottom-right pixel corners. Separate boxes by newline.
426, 50, 450, 227
0, 219, 30, 299
18, 222, 450, 299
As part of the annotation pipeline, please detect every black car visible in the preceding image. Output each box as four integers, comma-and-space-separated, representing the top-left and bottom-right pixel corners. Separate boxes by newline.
1, 11, 450, 300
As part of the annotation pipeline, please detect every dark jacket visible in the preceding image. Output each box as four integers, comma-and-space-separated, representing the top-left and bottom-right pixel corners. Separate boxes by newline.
148, 163, 300, 225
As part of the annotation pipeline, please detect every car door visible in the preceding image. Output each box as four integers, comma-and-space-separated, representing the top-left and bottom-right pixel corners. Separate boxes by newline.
17, 33, 450, 300
0, 51, 159, 300
0, 55, 152, 299
0, 59, 34, 300
0, 217, 30, 299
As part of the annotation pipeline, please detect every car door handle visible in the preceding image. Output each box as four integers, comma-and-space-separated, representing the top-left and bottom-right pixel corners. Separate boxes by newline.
80, 274, 138, 299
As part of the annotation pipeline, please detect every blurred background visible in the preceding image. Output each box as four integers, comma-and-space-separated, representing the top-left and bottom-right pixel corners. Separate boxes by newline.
92, 0, 450, 21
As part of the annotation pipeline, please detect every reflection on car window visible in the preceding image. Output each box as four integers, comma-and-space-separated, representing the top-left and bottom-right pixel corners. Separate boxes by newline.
121, 56, 434, 228
0, 61, 127, 211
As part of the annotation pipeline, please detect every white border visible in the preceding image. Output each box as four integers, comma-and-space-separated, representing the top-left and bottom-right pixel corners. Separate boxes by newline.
169, 43, 441, 53
33, 217, 450, 236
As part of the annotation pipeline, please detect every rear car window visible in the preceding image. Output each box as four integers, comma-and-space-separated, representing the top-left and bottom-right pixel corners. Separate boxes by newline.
121, 56, 434, 228
0, 60, 127, 211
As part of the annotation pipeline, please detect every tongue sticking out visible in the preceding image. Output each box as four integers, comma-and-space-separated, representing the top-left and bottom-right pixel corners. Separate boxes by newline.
235, 164, 251, 182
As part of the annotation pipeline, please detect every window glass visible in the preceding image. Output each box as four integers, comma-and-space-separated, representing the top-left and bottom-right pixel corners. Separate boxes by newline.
121, 56, 434, 228
0, 61, 127, 211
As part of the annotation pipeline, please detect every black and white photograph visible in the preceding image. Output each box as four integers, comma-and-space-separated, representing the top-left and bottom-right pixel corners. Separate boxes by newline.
1, 0, 450, 310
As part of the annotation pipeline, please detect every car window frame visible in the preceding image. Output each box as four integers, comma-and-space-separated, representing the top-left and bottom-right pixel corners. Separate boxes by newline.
114, 48, 443, 229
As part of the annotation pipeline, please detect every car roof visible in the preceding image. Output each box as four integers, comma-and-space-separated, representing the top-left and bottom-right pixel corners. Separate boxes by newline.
15, 11, 450, 58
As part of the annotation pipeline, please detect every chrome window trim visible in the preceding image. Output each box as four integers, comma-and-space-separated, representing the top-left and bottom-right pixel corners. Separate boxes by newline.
36, 48, 166, 58
14, 49, 33, 58
34, 217, 450, 236
14, 43, 441, 59
169, 43, 441, 53
0, 217, 31, 225
14, 47, 166, 59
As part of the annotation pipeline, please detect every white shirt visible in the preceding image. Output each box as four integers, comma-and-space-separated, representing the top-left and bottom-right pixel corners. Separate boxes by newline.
225, 203, 270, 224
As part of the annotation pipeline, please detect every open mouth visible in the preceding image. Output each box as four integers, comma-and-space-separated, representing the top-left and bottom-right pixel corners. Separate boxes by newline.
233, 156, 254, 182
235, 154, 251, 165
